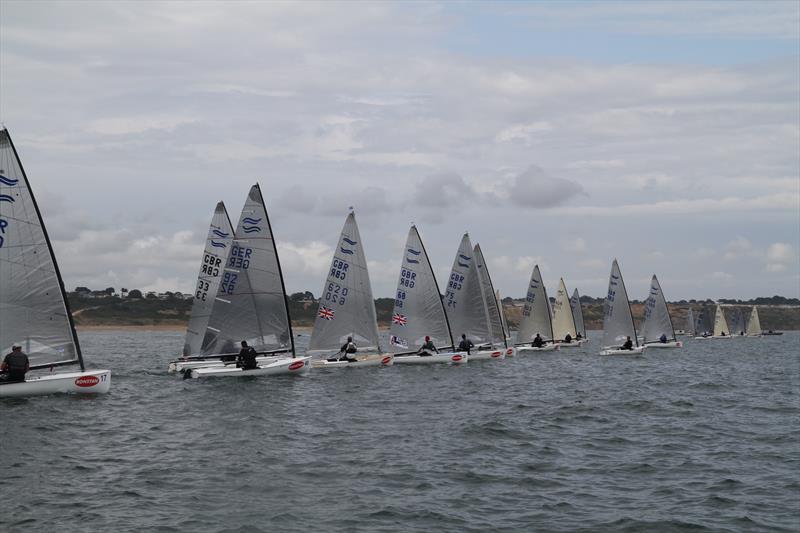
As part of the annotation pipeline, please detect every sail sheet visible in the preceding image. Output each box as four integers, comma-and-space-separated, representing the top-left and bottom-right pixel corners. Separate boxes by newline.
570, 288, 586, 338
600, 260, 638, 348
516, 265, 553, 344
388, 225, 453, 352
713, 304, 730, 336
182, 202, 234, 356
0, 128, 82, 370
444, 234, 491, 344
473, 244, 507, 347
201, 184, 294, 355
552, 278, 578, 341
746, 306, 762, 336
642, 275, 676, 343
308, 212, 381, 354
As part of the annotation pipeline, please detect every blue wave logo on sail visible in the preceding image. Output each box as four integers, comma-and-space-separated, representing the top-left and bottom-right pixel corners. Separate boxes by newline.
0, 194, 15, 203
211, 240, 227, 248
407, 248, 421, 255
0, 175, 19, 186
406, 257, 420, 264
458, 261, 469, 268
242, 217, 262, 233
243, 217, 262, 225
340, 247, 354, 255
342, 237, 357, 246
243, 226, 261, 233
459, 254, 471, 261
212, 229, 229, 238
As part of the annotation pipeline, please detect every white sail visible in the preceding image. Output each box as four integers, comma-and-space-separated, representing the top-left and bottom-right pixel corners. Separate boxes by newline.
308, 212, 381, 354
552, 278, 578, 341
444, 234, 491, 344
388, 225, 453, 352
685, 307, 695, 335
516, 265, 553, 344
182, 202, 234, 356
201, 184, 294, 355
642, 275, 676, 343
473, 244, 507, 347
713, 304, 730, 336
746, 306, 762, 336
0, 128, 84, 370
600, 260, 638, 349
570, 288, 586, 338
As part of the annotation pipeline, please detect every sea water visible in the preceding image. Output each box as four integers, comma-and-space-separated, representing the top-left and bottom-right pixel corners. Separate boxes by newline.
1, 331, 798, 532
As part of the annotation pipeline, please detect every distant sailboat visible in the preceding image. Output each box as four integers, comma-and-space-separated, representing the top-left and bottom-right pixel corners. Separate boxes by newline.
682, 307, 694, 336
711, 304, 732, 339
728, 308, 746, 336
188, 184, 311, 378
496, 289, 513, 346
746, 306, 762, 337
515, 265, 559, 353
472, 243, 514, 359
599, 259, 645, 355
693, 304, 714, 339
641, 275, 682, 348
0, 127, 110, 397
309, 211, 391, 368
570, 288, 588, 342
391, 225, 465, 365
552, 278, 586, 347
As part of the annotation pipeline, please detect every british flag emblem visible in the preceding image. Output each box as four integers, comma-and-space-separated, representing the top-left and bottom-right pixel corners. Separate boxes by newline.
318, 306, 335, 320
392, 313, 407, 326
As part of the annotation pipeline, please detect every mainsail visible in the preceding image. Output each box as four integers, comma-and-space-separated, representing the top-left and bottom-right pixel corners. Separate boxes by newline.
696, 305, 713, 335
746, 306, 762, 336
642, 275, 676, 343
0, 128, 84, 371
496, 289, 511, 342
473, 244, 507, 347
444, 234, 491, 343
183, 202, 234, 356
713, 304, 730, 336
308, 212, 381, 354
516, 265, 553, 344
729, 308, 746, 335
600, 260, 638, 349
685, 307, 695, 335
551, 278, 578, 341
388, 225, 454, 353
570, 288, 586, 338
201, 184, 294, 356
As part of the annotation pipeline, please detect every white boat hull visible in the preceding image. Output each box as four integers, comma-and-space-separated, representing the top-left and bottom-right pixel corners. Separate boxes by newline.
189, 356, 311, 379
599, 346, 646, 356
556, 339, 589, 348
311, 354, 393, 369
169, 355, 282, 373
469, 349, 506, 361
393, 351, 468, 365
516, 343, 560, 353
644, 341, 683, 349
0, 370, 111, 398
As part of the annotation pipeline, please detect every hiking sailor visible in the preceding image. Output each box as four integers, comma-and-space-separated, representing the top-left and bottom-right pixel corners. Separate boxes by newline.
417, 336, 438, 356
531, 333, 544, 348
339, 336, 358, 362
620, 336, 634, 350
457, 334, 474, 355
1, 345, 29, 383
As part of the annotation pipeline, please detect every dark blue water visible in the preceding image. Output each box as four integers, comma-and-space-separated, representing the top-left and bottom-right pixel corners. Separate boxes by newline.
2, 330, 799, 532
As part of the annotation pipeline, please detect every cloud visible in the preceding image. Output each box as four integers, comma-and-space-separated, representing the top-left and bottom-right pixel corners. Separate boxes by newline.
723, 236, 753, 260
561, 237, 587, 253
507, 166, 586, 208
413, 173, 476, 207
495, 121, 553, 144
766, 242, 794, 263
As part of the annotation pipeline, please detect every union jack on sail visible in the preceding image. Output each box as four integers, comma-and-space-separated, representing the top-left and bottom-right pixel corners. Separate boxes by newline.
318, 306, 335, 320
392, 313, 407, 326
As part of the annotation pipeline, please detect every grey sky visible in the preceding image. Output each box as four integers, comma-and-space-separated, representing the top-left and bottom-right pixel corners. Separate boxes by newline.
1, 1, 798, 300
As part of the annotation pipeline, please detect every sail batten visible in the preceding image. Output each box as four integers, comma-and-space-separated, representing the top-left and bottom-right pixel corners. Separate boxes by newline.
600, 260, 639, 349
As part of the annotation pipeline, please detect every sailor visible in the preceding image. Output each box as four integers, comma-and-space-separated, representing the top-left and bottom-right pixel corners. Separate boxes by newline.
339, 336, 358, 362
621, 336, 634, 350
237, 340, 259, 370
457, 334, 474, 355
575, 332, 583, 340
720, 331, 727, 337
659, 333, 668, 343
531, 333, 544, 348
563, 332, 573, 344
1, 345, 29, 383
417, 336, 438, 356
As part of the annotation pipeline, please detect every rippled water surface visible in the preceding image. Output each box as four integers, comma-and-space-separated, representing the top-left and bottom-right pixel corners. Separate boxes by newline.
2, 330, 799, 532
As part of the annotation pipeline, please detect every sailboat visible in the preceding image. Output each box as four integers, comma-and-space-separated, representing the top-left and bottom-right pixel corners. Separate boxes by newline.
0, 127, 110, 397
570, 288, 588, 343
681, 307, 694, 337
641, 275, 682, 348
515, 265, 559, 353
188, 184, 311, 378
728, 308, 746, 336
552, 278, 586, 348
599, 259, 645, 355
746, 306, 762, 337
308, 211, 392, 368
391, 225, 465, 365
693, 304, 714, 339
711, 304, 732, 339
168, 202, 235, 373
496, 289, 513, 348
472, 243, 514, 359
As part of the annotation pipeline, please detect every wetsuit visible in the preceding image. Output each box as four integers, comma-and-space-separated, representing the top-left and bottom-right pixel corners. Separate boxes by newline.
237, 346, 258, 370
418, 340, 438, 356
457, 338, 474, 355
563, 334, 572, 343
532, 336, 544, 348
339, 342, 357, 362
621, 339, 634, 350
1, 351, 29, 382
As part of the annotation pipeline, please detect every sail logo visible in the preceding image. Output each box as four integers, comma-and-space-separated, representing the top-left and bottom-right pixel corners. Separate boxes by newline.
0, 174, 19, 186
340, 237, 357, 255
242, 217, 262, 233
212, 229, 229, 238
457, 254, 470, 268
75, 375, 100, 387
391, 313, 407, 326
340, 247, 354, 255
406, 248, 421, 264
0, 194, 15, 203
318, 306, 335, 320
210, 240, 226, 248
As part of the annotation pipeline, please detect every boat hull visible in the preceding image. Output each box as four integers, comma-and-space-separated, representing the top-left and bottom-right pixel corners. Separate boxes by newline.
469, 349, 506, 361
0, 370, 111, 398
643, 341, 683, 349
556, 339, 589, 348
189, 357, 311, 379
517, 343, 560, 353
311, 354, 394, 369
169, 355, 282, 373
393, 352, 468, 365
599, 346, 645, 356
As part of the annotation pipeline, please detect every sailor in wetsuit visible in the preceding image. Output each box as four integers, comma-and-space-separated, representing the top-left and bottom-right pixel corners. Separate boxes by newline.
563, 332, 573, 344
576, 332, 583, 340
457, 334, 474, 355
417, 336, 438, 356
659, 333, 668, 343
620, 336, 634, 350
237, 341, 259, 370
339, 337, 358, 362
1, 345, 29, 383
531, 333, 544, 348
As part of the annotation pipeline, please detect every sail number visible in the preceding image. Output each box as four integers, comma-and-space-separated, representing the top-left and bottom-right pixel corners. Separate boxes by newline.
221, 272, 238, 294
330, 259, 348, 280
399, 268, 416, 288
202, 253, 223, 277
395, 289, 406, 308
195, 280, 210, 301
228, 246, 252, 269
325, 282, 348, 305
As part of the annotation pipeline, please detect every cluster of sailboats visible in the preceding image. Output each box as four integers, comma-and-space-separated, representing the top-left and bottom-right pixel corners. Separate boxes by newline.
685, 302, 765, 339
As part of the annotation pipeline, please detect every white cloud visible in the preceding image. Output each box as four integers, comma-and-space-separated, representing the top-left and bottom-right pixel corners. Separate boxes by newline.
495, 121, 553, 144
766, 242, 794, 263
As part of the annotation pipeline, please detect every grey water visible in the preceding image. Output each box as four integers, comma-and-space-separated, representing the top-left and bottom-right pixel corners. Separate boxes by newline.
1, 330, 799, 532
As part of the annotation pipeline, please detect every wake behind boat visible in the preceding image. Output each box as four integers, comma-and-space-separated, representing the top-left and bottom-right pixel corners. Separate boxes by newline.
599, 260, 645, 356
0, 127, 110, 397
